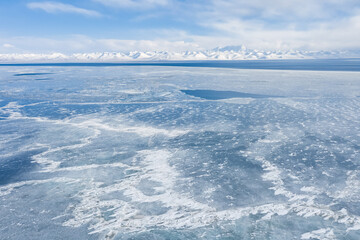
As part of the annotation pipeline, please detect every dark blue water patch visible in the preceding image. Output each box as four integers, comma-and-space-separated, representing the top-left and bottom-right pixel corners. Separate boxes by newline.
13, 72, 53, 77
0, 99, 9, 107
0, 98, 51, 119
55, 88, 70, 93
0, 97, 49, 107
181, 89, 281, 100
0, 149, 42, 185
35, 78, 52, 81
2, 59, 360, 72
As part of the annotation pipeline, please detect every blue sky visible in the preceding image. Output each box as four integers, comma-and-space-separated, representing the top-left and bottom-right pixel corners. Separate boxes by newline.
1, 0, 360, 53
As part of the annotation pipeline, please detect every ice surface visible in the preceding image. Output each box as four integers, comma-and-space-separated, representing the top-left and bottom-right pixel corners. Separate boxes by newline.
0, 65, 360, 239
180, 89, 280, 100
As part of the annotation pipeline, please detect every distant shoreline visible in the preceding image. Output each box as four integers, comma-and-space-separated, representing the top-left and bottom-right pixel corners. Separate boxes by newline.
1, 59, 360, 72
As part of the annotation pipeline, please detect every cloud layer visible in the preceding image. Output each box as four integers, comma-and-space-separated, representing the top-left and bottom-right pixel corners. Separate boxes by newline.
27, 2, 101, 17
0, 35, 200, 54
1, 0, 359, 53
94, 0, 169, 9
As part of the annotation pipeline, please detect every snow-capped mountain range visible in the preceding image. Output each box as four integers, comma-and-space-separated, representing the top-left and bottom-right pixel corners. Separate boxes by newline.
0, 46, 358, 63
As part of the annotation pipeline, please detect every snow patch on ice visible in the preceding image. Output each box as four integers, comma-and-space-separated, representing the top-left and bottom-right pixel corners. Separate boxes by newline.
0, 177, 80, 196
301, 228, 336, 240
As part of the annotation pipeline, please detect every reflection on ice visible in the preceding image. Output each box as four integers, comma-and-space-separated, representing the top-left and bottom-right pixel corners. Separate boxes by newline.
0, 66, 360, 239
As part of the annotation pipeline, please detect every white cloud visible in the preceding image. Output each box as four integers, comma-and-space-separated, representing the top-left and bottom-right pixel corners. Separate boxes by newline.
0, 35, 200, 54
2, 43, 14, 48
2, 17, 360, 54
5, 1, 360, 53
193, 17, 360, 51
27, 2, 101, 17
184, 0, 360, 50
205, 0, 360, 21
93, 0, 169, 9
97, 39, 199, 52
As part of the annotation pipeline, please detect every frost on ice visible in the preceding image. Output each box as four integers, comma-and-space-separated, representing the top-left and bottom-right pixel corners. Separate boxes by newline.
0, 66, 360, 239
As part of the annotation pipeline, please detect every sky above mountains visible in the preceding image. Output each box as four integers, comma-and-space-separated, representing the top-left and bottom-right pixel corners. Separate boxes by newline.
1, 0, 360, 53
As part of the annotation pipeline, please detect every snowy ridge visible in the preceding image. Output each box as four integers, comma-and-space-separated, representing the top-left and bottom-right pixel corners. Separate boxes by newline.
0, 46, 356, 63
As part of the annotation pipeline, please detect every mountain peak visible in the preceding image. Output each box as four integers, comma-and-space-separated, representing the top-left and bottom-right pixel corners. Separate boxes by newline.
213, 45, 247, 52
0, 47, 357, 63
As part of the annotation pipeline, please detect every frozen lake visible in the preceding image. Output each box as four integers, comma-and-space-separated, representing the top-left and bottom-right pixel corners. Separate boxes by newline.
0, 64, 360, 239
